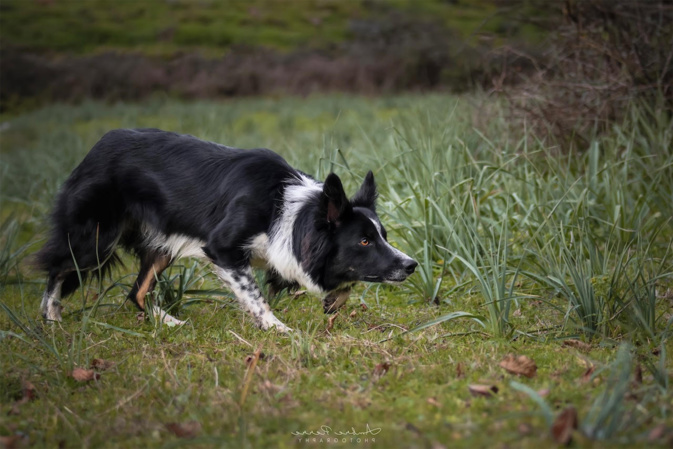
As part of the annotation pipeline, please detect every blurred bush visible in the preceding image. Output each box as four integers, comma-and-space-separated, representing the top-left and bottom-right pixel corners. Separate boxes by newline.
495, 0, 673, 146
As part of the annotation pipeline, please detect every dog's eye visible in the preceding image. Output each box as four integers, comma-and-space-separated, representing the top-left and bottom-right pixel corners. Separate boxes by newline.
359, 238, 371, 247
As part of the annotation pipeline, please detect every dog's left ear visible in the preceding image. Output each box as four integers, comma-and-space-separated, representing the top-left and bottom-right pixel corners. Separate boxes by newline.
319, 173, 351, 227
351, 170, 378, 211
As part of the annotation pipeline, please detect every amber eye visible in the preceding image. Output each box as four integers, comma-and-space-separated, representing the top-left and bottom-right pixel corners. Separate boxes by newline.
359, 238, 371, 247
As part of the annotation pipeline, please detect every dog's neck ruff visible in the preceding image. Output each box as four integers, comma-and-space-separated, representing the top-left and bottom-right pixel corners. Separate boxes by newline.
264, 174, 324, 293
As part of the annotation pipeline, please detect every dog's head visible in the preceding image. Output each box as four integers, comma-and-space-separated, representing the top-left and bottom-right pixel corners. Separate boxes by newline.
317, 171, 417, 289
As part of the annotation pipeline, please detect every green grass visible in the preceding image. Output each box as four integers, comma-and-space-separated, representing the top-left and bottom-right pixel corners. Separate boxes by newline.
1, 94, 672, 447
0, 0, 534, 56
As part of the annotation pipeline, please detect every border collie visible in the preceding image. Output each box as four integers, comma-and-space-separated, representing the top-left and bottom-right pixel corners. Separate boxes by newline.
35, 129, 417, 332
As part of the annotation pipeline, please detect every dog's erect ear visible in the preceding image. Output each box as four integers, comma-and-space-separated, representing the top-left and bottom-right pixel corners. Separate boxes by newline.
320, 173, 350, 226
351, 170, 377, 211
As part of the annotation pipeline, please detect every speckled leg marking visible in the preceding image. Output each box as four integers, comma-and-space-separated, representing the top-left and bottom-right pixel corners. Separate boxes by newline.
41, 278, 63, 322
214, 266, 291, 332
322, 287, 351, 314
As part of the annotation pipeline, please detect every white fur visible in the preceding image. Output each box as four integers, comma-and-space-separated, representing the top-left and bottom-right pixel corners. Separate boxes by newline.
142, 224, 206, 260
264, 175, 324, 293
41, 279, 63, 321
369, 217, 383, 237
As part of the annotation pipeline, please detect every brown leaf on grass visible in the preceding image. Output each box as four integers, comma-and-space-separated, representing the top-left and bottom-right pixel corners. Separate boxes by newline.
518, 423, 533, 436
360, 303, 368, 311
0, 435, 21, 449
468, 384, 499, 398
634, 363, 643, 384
71, 368, 100, 382
551, 406, 578, 446
292, 290, 307, 298
499, 354, 537, 378
581, 365, 595, 383
21, 380, 36, 401
427, 397, 442, 408
563, 340, 592, 351
648, 423, 666, 442
373, 362, 391, 380
456, 363, 465, 378
349, 310, 357, 318
91, 358, 115, 371
326, 312, 339, 332
537, 388, 550, 397
244, 352, 265, 367
8, 380, 37, 415
165, 421, 201, 439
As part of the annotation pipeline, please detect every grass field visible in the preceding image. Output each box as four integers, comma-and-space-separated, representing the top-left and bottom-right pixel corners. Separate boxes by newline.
0, 0, 524, 56
1, 94, 672, 448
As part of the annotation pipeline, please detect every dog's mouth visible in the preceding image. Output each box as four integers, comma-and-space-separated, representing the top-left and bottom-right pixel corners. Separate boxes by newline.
364, 273, 409, 284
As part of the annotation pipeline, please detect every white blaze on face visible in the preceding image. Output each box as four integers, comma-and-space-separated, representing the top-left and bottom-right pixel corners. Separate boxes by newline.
367, 216, 412, 260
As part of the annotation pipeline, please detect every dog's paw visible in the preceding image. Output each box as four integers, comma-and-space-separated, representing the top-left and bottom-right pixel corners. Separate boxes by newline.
150, 306, 186, 326
259, 313, 292, 333
43, 303, 63, 322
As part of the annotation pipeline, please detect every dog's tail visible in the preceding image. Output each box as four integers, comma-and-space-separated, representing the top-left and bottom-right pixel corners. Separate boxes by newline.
33, 221, 123, 298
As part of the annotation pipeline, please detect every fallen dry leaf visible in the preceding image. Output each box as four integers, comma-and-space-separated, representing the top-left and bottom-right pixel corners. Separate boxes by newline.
456, 363, 465, 378
91, 358, 115, 371
468, 384, 499, 397
499, 354, 537, 378
349, 310, 357, 318
634, 363, 643, 384
427, 397, 442, 408
326, 312, 339, 332
648, 423, 666, 442
244, 352, 265, 367
373, 362, 391, 379
563, 340, 592, 351
21, 380, 36, 401
551, 406, 578, 446
360, 303, 368, 311
537, 388, 550, 397
518, 423, 533, 436
0, 435, 21, 449
71, 368, 100, 382
8, 380, 37, 415
165, 421, 201, 439
581, 365, 595, 383
292, 290, 307, 298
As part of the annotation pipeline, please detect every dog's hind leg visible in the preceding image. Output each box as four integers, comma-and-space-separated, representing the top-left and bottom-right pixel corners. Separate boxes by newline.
127, 251, 184, 325
41, 275, 64, 321
40, 271, 83, 321
214, 265, 292, 333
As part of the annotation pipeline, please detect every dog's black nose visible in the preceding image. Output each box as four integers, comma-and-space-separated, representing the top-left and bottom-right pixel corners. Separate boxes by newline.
404, 259, 418, 275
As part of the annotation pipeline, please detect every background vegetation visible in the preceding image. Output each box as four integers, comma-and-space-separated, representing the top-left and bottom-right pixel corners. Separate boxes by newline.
1, 94, 671, 448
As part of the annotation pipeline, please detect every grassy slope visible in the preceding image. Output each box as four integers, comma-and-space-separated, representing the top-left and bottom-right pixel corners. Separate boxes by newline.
0, 0, 530, 56
1, 95, 672, 448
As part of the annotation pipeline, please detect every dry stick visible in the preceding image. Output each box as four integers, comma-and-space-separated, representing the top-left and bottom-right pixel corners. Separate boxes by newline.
239, 345, 262, 407
229, 330, 253, 348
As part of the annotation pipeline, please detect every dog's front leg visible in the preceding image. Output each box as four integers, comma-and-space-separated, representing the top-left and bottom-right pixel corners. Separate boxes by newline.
214, 265, 292, 333
322, 287, 351, 314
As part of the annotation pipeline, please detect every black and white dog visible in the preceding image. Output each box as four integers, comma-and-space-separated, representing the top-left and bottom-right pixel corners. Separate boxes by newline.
36, 129, 417, 331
